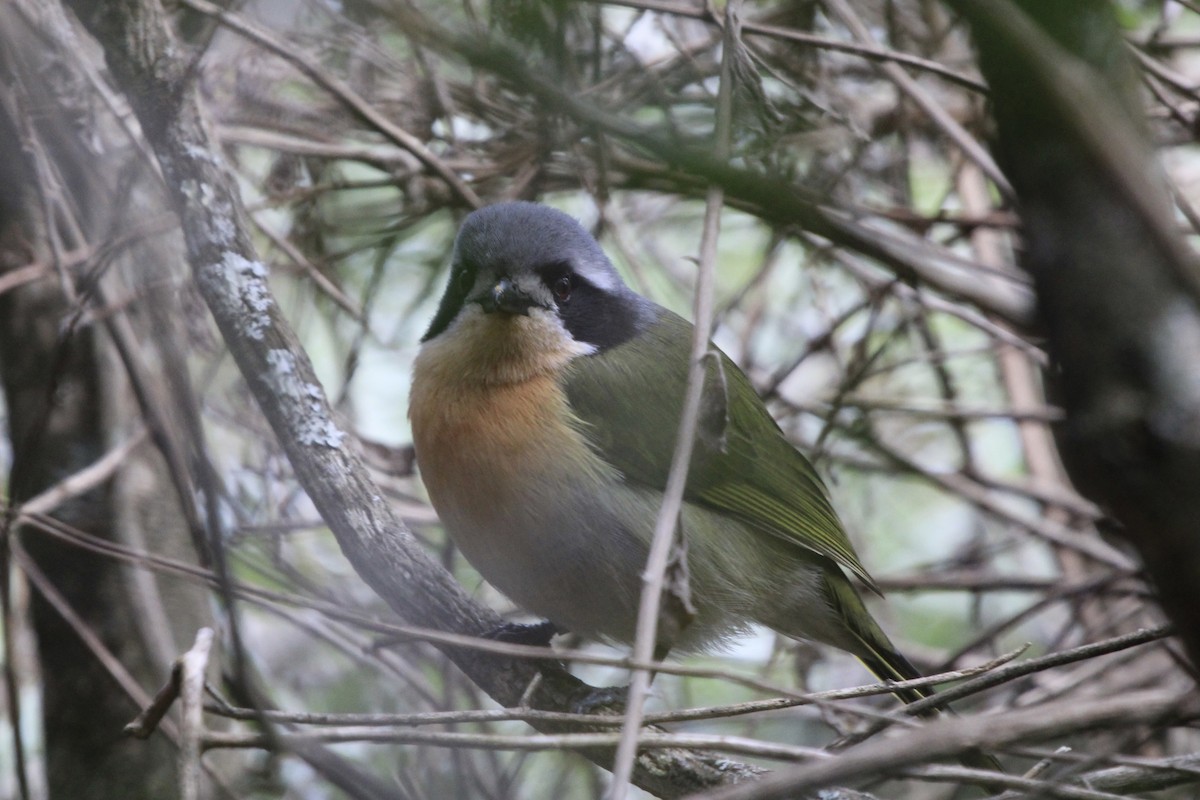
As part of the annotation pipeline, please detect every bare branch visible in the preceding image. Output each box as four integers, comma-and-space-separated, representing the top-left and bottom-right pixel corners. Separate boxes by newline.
696, 688, 1200, 799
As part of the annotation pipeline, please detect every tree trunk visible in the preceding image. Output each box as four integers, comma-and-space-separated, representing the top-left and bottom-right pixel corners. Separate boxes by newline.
0, 4, 213, 797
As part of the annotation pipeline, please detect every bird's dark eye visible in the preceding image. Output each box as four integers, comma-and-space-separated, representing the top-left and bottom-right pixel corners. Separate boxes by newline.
551, 273, 574, 304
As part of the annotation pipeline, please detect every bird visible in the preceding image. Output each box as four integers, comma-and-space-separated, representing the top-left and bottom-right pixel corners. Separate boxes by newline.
409, 201, 929, 703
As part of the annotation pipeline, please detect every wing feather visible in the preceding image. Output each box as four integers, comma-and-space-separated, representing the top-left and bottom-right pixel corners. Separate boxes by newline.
562, 307, 877, 592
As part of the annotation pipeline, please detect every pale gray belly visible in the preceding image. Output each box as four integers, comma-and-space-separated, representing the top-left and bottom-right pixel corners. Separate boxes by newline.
444, 476, 848, 653
442, 477, 648, 644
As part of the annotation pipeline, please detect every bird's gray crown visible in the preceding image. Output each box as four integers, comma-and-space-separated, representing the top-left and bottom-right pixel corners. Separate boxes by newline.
454, 202, 621, 293
422, 202, 656, 349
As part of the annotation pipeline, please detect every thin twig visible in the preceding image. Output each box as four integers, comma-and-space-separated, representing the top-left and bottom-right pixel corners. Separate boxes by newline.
18, 426, 147, 516
201, 645, 1026, 731
823, 0, 1013, 200
21, 508, 1100, 708
608, 2, 736, 793
590, 0, 988, 92
179, 628, 215, 800
179, 0, 482, 209
202, 726, 832, 761
125, 662, 183, 739
11, 541, 179, 741
697, 688, 1199, 800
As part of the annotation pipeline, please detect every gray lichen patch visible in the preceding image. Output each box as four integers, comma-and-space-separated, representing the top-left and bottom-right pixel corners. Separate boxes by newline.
264, 348, 347, 448
181, 178, 237, 247
200, 252, 274, 340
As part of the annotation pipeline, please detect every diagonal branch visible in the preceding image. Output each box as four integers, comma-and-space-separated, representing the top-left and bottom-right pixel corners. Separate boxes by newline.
66, 0, 757, 795
695, 688, 1200, 800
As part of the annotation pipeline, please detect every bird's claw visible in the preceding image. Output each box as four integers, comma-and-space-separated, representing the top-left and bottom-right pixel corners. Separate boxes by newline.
571, 684, 629, 715
485, 619, 560, 647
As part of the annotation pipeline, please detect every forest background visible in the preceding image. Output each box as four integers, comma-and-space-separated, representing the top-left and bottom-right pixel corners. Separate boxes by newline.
2, 0, 1200, 798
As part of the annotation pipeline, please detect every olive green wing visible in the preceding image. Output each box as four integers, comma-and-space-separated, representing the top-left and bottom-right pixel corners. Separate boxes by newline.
562, 307, 878, 592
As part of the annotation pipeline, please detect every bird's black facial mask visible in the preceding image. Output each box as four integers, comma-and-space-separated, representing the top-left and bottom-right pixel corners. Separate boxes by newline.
536, 261, 648, 350
421, 202, 656, 349
421, 259, 478, 342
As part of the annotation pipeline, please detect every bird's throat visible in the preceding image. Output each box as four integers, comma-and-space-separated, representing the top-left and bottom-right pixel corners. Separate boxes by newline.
415, 306, 594, 387
409, 307, 605, 535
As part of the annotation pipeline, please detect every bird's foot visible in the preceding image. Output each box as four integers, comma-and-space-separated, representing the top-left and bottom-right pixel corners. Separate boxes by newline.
570, 684, 629, 715
485, 619, 561, 647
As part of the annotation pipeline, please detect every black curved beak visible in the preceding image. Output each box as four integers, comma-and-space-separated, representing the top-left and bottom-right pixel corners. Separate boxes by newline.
476, 278, 538, 316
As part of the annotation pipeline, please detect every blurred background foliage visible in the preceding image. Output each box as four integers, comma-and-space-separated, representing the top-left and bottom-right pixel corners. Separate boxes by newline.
3, 0, 1200, 797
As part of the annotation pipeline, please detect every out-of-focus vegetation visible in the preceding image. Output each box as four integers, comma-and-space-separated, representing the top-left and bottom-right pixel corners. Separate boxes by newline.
3, 0, 1200, 798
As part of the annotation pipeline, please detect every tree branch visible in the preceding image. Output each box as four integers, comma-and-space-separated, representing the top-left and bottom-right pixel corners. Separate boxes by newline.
66, 0, 759, 795
694, 688, 1200, 799
951, 0, 1200, 670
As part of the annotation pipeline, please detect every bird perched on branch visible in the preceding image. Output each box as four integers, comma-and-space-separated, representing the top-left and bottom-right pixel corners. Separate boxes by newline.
409, 201, 928, 702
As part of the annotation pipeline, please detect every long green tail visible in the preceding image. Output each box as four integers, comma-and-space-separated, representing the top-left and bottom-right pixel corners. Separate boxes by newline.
824, 572, 1005, 780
